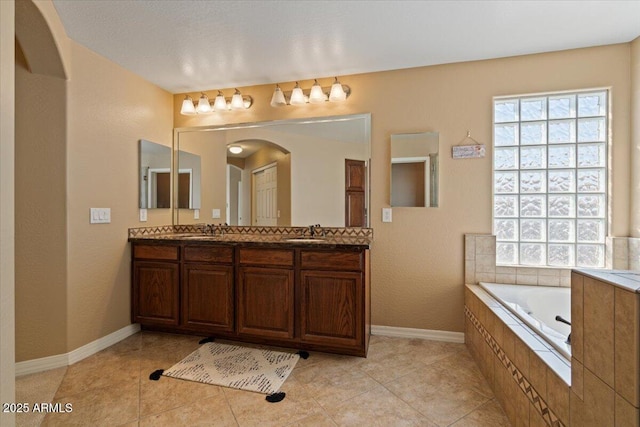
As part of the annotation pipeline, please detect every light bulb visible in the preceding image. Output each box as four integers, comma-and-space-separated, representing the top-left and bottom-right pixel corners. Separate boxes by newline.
213, 91, 227, 111
329, 77, 347, 102
270, 85, 287, 107
231, 89, 245, 110
228, 146, 243, 154
290, 82, 306, 105
181, 95, 196, 115
196, 93, 212, 113
308, 80, 326, 104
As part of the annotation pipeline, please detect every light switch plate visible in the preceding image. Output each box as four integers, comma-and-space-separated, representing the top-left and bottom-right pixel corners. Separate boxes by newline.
139, 208, 147, 222
90, 208, 111, 224
194, 209, 200, 220
212, 209, 221, 219
382, 207, 392, 223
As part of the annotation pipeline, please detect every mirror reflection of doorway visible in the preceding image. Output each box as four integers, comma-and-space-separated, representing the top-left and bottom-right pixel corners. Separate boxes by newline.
226, 165, 243, 225
155, 172, 171, 208
345, 159, 367, 227
252, 163, 277, 226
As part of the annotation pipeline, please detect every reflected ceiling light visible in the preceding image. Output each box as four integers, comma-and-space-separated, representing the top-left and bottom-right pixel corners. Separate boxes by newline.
228, 146, 243, 154
269, 77, 350, 107
179, 90, 253, 115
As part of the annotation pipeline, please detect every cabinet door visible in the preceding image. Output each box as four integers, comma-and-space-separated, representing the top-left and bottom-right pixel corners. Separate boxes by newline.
300, 271, 363, 348
182, 264, 234, 332
133, 261, 179, 326
237, 267, 294, 339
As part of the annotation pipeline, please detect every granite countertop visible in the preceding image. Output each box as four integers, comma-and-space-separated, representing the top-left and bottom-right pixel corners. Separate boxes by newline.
575, 268, 640, 294
128, 232, 371, 248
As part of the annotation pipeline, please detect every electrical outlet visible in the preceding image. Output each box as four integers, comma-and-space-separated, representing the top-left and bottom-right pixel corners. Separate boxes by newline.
194, 209, 200, 220
139, 208, 147, 222
382, 207, 392, 223
212, 209, 221, 219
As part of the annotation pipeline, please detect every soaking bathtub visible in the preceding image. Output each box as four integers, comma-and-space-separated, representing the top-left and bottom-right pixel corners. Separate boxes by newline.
479, 282, 572, 360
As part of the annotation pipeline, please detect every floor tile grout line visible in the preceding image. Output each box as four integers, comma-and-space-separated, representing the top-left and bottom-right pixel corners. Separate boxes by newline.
220, 386, 241, 427
379, 376, 442, 426
444, 396, 495, 427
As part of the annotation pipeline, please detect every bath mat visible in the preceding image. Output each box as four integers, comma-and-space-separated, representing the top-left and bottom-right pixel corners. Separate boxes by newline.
162, 342, 300, 395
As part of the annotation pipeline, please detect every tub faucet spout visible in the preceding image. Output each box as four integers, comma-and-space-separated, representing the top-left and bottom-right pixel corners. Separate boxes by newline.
555, 315, 572, 345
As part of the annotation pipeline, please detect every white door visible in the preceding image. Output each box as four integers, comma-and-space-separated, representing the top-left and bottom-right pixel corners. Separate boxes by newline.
254, 165, 277, 226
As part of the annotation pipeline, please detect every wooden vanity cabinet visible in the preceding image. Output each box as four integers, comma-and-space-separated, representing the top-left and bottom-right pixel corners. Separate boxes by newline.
300, 250, 369, 354
131, 241, 370, 356
182, 246, 234, 333
132, 244, 180, 326
237, 248, 295, 340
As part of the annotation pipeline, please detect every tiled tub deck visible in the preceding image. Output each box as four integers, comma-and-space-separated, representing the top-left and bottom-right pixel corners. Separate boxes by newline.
465, 269, 640, 427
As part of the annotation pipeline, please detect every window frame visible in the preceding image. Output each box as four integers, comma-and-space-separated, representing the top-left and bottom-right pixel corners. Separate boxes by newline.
492, 88, 609, 268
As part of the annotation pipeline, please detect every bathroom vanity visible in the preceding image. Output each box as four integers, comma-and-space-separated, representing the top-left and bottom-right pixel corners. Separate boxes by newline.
129, 226, 372, 357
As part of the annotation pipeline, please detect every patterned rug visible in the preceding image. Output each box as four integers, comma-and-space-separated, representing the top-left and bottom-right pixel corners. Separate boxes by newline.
162, 342, 300, 394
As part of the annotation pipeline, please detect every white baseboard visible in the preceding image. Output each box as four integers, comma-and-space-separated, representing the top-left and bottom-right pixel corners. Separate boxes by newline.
371, 325, 465, 343
16, 324, 141, 376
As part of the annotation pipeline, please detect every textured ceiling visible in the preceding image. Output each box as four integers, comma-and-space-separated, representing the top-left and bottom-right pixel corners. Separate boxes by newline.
52, 0, 640, 94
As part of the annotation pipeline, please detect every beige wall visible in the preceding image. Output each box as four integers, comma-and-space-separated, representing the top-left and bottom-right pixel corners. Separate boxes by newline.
175, 44, 632, 332
65, 41, 173, 351
14, 0, 174, 362
1, 0, 16, 422
631, 36, 640, 237
15, 42, 68, 360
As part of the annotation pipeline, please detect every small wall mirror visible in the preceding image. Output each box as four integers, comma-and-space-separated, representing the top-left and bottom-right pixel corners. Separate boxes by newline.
390, 132, 439, 207
139, 139, 171, 208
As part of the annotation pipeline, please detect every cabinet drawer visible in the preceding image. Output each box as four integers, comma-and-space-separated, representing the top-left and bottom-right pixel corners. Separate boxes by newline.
301, 250, 363, 271
238, 248, 294, 267
133, 244, 179, 261
184, 246, 233, 263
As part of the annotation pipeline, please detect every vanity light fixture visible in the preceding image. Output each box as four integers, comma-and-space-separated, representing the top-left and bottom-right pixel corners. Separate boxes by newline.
180, 89, 253, 115
270, 84, 287, 107
269, 77, 351, 107
228, 146, 243, 154
289, 82, 306, 105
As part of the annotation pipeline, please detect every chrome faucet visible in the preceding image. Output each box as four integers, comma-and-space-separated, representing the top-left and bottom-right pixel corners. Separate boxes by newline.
308, 224, 323, 237
218, 222, 230, 236
555, 315, 572, 345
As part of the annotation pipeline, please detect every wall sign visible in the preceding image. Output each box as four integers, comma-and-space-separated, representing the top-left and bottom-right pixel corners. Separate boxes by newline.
452, 144, 485, 159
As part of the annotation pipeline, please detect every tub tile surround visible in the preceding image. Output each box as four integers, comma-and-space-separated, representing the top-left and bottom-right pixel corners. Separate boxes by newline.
466, 269, 640, 426
464, 234, 572, 287
465, 288, 568, 427
571, 269, 640, 426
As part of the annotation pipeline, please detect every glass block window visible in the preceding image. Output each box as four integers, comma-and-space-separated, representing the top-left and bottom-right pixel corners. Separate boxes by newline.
493, 91, 607, 267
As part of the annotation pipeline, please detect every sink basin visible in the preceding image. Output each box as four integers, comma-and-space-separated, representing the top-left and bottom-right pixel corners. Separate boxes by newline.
283, 237, 327, 243
169, 234, 218, 240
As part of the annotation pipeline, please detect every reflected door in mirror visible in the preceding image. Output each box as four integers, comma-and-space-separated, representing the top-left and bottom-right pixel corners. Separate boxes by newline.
345, 159, 366, 227
155, 172, 171, 208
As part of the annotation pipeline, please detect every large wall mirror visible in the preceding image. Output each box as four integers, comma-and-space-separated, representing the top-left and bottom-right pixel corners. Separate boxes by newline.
174, 114, 371, 227
390, 132, 439, 207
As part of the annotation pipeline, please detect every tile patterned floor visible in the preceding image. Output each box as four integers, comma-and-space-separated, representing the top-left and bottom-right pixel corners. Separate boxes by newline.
16, 332, 511, 427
